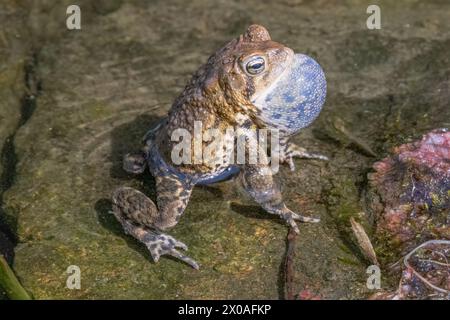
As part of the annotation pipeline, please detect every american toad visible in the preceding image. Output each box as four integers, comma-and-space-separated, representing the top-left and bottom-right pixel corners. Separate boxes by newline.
112, 25, 327, 269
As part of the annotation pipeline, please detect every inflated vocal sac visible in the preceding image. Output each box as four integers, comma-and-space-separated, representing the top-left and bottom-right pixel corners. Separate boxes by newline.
252, 54, 327, 136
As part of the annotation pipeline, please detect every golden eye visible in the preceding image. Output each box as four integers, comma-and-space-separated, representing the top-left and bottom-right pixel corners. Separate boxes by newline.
244, 56, 266, 75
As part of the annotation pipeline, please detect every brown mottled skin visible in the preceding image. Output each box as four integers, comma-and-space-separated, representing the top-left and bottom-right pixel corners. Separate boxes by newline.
112, 25, 326, 269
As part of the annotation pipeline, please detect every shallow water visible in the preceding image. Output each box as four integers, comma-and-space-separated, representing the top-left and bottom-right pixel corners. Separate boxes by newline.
0, 0, 449, 299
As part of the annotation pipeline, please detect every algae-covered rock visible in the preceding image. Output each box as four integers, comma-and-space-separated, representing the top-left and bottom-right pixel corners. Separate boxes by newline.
1, 0, 449, 299
368, 130, 450, 261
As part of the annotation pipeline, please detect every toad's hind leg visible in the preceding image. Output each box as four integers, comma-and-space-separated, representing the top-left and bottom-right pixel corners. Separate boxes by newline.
112, 175, 197, 269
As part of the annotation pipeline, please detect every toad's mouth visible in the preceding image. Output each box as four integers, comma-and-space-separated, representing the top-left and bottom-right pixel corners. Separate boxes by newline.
251, 53, 327, 135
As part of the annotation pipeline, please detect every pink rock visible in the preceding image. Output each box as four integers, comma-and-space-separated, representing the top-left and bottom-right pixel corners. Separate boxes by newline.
395, 129, 450, 175
368, 129, 450, 255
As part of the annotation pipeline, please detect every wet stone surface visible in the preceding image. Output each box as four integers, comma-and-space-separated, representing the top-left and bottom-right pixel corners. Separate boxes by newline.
0, 0, 449, 299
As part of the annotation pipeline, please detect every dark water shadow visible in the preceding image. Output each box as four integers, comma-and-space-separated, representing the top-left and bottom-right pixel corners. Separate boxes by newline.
277, 229, 296, 300
0, 56, 41, 266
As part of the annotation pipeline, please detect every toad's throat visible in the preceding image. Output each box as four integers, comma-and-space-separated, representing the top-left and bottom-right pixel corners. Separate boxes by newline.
252, 54, 327, 135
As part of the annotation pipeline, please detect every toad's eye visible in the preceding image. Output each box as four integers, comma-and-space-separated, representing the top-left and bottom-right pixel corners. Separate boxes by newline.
244, 56, 266, 75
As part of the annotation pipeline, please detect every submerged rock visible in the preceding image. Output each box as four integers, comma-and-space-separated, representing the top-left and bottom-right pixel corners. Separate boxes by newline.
368, 129, 449, 299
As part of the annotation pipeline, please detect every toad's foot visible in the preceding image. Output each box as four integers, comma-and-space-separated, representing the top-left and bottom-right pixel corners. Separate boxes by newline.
281, 142, 328, 171
144, 233, 199, 270
280, 209, 320, 234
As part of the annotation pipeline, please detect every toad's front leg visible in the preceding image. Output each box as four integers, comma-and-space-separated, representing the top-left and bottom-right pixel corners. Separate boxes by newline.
239, 164, 319, 234
112, 174, 199, 269
279, 136, 328, 171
